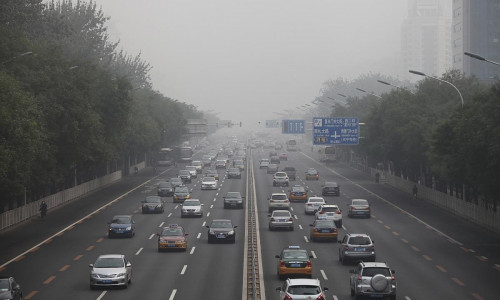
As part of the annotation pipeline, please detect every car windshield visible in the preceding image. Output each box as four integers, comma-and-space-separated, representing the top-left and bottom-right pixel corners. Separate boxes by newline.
362, 268, 391, 277
226, 192, 241, 198
145, 197, 161, 203
158, 182, 171, 188
349, 236, 371, 245
161, 228, 184, 236
353, 200, 368, 205
171, 178, 181, 183
273, 211, 291, 217
275, 172, 286, 177
186, 166, 196, 171
111, 216, 131, 224
175, 186, 189, 193
272, 194, 287, 200
315, 220, 334, 227
179, 170, 190, 175
229, 168, 239, 172
211, 221, 232, 228
183, 200, 200, 206
94, 257, 125, 268
0, 279, 9, 291
283, 250, 308, 259
287, 285, 321, 295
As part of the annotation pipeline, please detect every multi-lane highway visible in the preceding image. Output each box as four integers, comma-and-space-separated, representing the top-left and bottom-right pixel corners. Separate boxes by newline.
1, 144, 499, 300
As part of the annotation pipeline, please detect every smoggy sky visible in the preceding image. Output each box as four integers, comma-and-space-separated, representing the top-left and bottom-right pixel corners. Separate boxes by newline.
91, 0, 435, 127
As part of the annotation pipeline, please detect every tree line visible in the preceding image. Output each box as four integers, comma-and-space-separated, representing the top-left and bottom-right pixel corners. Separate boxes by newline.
0, 0, 204, 211
316, 71, 499, 210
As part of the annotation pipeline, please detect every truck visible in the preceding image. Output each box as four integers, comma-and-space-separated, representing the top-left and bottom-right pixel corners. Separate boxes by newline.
282, 166, 296, 181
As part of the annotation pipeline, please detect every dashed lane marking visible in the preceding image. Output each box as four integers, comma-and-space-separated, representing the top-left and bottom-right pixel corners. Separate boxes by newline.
392, 231, 399, 236
207, 212, 211, 217
311, 251, 317, 259
410, 245, 420, 252
96, 238, 104, 243
384, 225, 391, 230
167, 213, 172, 218
96, 290, 107, 300
30, 247, 40, 253
43, 275, 56, 284
59, 265, 70, 272
304, 236, 309, 243
149, 234, 155, 240
472, 293, 485, 300
190, 247, 196, 254
74, 255, 83, 261
135, 248, 143, 255
86, 245, 94, 251
422, 255, 432, 261
298, 225, 303, 230
401, 238, 409, 244
320, 269, 328, 280
436, 265, 447, 273
197, 233, 201, 239
169, 289, 177, 300
24, 291, 38, 299
476, 256, 488, 262
452, 277, 465, 286
180, 265, 187, 275
493, 264, 500, 271
159, 222, 165, 227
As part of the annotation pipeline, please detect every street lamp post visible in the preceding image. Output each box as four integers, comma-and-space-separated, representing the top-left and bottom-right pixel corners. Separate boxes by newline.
1, 51, 33, 65
338, 93, 347, 98
356, 87, 382, 99
409, 70, 464, 107
377, 79, 413, 94
464, 51, 500, 67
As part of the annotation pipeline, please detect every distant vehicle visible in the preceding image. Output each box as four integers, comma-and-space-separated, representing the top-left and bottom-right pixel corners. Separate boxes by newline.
267, 164, 279, 174
185, 166, 198, 178
289, 185, 307, 201
215, 160, 227, 169
156, 148, 174, 166
157, 181, 174, 197
273, 171, 289, 186
89, 254, 132, 289
227, 167, 242, 179
320, 146, 337, 163
279, 153, 288, 160
169, 177, 183, 188
201, 177, 218, 190
276, 278, 328, 300
141, 196, 164, 214
259, 160, 270, 169
0, 276, 22, 300
173, 146, 193, 163
206, 219, 237, 243
233, 159, 245, 170
191, 160, 203, 173
304, 197, 326, 215
268, 210, 294, 231
178, 170, 192, 183
270, 155, 281, 164
348, 199, 371, 218
107, 215, 135, 238
180, 199, 203, 217
157, 224, 188, 251
322, 182, 340, 196
286, 139, 298, 151
305, 168, 319, 180
205, 169, 219, 180
282, 166, 296, 180
268, 193, 290, 212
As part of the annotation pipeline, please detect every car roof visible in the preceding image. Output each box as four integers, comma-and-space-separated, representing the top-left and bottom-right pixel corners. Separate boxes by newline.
324, 181, 338, 185
307, 197, 325, 201
286, 278, 321, 286
97, 254, 125, 259
320, 204, 339, 208
271, 193, 287, 196
359, 262, 389, 268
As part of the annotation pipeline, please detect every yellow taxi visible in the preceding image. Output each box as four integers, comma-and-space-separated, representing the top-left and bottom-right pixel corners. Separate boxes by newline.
305, 168, 319, 180
157, 224, 188, 251
275, 246, 313, 279
309, 219, 338, 242
289, 185, 308, 201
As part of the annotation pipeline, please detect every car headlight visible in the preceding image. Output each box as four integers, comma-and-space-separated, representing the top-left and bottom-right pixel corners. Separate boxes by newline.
209, 230, 215, 235
228, 230, 234, 235
117, 272, 126, 277
91, 272, 99, 279
126, 226, 132, 230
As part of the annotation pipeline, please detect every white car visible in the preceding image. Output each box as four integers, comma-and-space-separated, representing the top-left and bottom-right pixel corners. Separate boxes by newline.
276, 278, 328, 300
201, 177, 218, 190
191, 160, 203, 173
273, 172, 289, 186
186, 166, 198, 178
315, 204, 342, 227
181, 199, 204, 217
268, 210, 294, 231
259, 160, 269, 168
89, 254, 132, 289
304, 197, 326, 215
268, 193, 290, 212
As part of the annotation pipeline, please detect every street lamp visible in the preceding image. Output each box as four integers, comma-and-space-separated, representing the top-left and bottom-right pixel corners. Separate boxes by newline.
409, 69, 464, 107
356, 87, 382, 99
464, 51, 500, 67
338, 93, 347, 98
1, 51, 33, 65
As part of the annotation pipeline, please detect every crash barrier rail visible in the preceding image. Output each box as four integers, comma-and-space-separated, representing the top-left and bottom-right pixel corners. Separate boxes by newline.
371, 169, 500, 234
0, 171, 122, 232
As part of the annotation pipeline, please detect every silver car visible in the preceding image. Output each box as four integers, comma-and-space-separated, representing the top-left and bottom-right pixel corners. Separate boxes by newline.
349, 262, 396, 300
348, 199, 371, 218
338, 233, 375, 264
268, 210, 294, 231
304, 197, 325, 215
268, 193, 290, 212
89, 254, 132, 289
276, 278, 328, 300
181, 199, 204, 217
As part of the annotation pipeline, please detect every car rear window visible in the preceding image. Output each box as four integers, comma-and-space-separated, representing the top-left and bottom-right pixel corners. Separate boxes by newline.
352, 200, 368, 205
362, 267, 390, 277
272, 194, 287, 200
287, 285, 321, 295
349, 236, 371, 245
273, 211, 291, 217
321, 206, 339, 212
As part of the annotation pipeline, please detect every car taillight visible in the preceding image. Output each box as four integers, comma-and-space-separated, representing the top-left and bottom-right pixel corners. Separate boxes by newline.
316, 294, 325, 300
283, 294, 293, 300
391, 275, 395, 281
280, 262, 286, 267
288, 218, 293, 221
336, 211, 341, 214
344, 246, 349, 251
307, 204, 312, 206
358, 274, 362, 280
306, 261, 312, 267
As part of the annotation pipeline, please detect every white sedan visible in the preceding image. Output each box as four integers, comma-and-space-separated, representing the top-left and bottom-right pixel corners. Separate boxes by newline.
304, 197, 326, 215
201, 177, 218, 190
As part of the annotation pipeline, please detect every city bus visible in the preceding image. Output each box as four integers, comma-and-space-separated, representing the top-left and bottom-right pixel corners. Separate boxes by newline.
156, 148, 174, 166
320, 146, 337, 163
286, 139, 297, 151
173, 146, 194, 163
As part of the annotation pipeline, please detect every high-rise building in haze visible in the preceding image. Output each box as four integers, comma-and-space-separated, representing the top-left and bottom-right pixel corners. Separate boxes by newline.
402, 0, 452, 77
452, 0, 500, 83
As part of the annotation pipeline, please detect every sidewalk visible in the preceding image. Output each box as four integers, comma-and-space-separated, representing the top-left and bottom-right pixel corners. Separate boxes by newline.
0, 169, 157, 267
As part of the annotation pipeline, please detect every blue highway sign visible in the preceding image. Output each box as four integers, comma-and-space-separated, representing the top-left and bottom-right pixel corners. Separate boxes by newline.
313, 117, 359, 145
282, 120, 305, 134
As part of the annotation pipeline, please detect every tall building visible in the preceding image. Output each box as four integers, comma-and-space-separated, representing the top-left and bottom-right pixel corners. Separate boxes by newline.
452, 0, 500, 83
402, 0, 452, 77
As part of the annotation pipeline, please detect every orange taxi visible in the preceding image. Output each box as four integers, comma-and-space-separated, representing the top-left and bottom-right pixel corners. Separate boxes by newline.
157, 224, 188, 251
309, 219, 338, 242
305, 168, 319, 180
276, 246, 313, 279
289, 185, 308, 201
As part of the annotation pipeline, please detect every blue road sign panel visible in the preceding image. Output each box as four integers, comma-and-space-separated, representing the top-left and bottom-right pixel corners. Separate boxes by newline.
265, 120, 280, 128
313, 117, 359, 145
282, 120, 305, 134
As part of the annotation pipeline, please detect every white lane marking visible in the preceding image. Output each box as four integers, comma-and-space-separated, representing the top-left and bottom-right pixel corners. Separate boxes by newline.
320, 269, 328, 280
304, 236, 309, 243
190, 247, 196, 254
96, 291, 107, 300
311, 251, 317, 258
197, 233, 201, 239
210, 204, 214, 208
169, 289, 177, 300
333, 296, 339, 300
202, 221, 206, 227
174, 205, 179, 209
149, 234, 155, 240
159, 222, 165, 227
167, 213, 172, 217
216, 193, 219, 196
290, 207, 294, 212
294, 215, 298, 219
405, 297, 412, 300
180, 265, 187, 275
135, 247, 143, 255
207, 212, 211, 217
298, 224, 303, 230
213, 198, 217, 202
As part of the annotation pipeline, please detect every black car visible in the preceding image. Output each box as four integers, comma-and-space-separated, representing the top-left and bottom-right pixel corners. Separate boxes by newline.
157, 181, 174, 197
227, 167, 242, 179
0, 277, 22, 300
270, 155, 281, 164
178, 170, 192, 183
206, 219, 237, 243
141, 196, 164, 214
322, 182, 340, 196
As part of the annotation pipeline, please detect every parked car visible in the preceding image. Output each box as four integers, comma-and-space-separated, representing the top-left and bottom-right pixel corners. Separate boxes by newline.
348, 199, 371, 218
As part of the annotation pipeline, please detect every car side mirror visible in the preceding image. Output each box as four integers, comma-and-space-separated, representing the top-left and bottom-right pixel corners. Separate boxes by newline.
309, 255, 313, 258
89, 264, 94, 268
14, 284, 21, 290
337, 240, 342, 244
309, 224, 313, 226
205, 225, 209, 228
185, 233, 189, 236
201, 204, 204, 206
141, 200, 145, 203
233, 225, 238, 228
391, 269, 396, 274
107, 221, 111, 224
242, 196, 245, 199
323, 287, 329, 292
126, 262, 132, 267
275, 255, 280, 258
132, 221, 136, 224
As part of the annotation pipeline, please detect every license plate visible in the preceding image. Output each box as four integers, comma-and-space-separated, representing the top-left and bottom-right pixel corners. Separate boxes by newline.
101, 279, 112, 283
217, 234, 226, 238
290, 263, 301, 267
321, 229, 330, 233
357, 212, 364, 214
279, 219, 286, 222
355, 248, 365, 252
168, 244, 176, 247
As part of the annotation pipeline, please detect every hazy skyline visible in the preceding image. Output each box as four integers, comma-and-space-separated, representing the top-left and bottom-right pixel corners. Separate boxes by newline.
92, 0, 448, 127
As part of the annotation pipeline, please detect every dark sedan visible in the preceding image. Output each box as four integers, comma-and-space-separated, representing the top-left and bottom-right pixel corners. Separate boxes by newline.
157, 181, 174, 197
141, 196, 164, 214
322, 181, 340, 196
206, 219, 237, 243
108, 215, 135, 238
